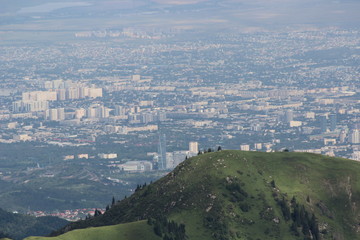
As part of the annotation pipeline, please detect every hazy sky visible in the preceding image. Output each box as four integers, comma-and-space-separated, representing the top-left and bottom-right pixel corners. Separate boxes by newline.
0, 0, 359, 42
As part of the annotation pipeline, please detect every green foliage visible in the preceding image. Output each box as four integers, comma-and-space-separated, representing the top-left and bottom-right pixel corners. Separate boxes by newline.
0, 231, 11, 239
277, 197, 291, 221
225, 182, 248, 202
284, 197, 320, 240
203, 201, 228, 240
147, 216, 187, 240
0, 208, 68, 240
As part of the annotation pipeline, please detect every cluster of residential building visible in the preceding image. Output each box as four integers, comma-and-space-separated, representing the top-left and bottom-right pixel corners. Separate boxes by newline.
0, 27, 359, 172
28, 208, 106, 221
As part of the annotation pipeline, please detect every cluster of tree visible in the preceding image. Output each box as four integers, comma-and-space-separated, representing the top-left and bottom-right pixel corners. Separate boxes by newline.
0, 231, 11, 239
198, 146, 222, 155
225, 182, 248, 202
203, 200, 229, 240
0, 208, 68, 240
277, 196, 320, 240
104, 196, 119, 212
147, 216, 187, 240
135, 182, 148, 192
87, 195, 121, 220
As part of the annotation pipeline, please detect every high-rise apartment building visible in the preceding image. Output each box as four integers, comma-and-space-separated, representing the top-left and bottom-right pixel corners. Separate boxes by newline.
350, 129, 360, 144
158, 134, 167, 170
13, 100, 49, 113
115, 105, 126, 116
319, 115, 327, 133
189, 141, 199, 153
329, 113, 337, 131
285, 110, 294, 123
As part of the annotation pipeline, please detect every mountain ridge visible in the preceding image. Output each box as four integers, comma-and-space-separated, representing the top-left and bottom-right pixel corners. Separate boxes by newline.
49, 150, 360, 240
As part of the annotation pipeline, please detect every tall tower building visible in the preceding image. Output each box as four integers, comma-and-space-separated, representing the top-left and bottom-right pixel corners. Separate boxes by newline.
158, 134, 167, 170
189, 141, 199, 153
57, 108, 65, 121
350, 129, 360, 144
339, 130, 347, 143
56, 89, 66, 101
115, 105, 126, 116
319, 115, 327, 133
49, 109, 58, 121
329, 114, 337, 131
285, 110, 294, 123
67, 88, 79, 100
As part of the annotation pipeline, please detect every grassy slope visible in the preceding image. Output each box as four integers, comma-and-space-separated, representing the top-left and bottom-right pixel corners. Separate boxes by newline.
52, 151, 360, 240
24, 221, 161, 240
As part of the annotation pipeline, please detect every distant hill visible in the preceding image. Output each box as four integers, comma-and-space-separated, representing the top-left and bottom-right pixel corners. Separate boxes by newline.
0, 208, 68, 240
46, 151, 360, 239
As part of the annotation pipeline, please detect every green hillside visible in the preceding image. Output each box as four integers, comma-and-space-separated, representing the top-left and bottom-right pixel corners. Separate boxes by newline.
0, 208, 68, 240
50, 150, 360, 240
24, 220, 161, 240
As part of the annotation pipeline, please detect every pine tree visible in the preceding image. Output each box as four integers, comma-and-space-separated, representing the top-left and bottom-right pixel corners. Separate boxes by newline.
94, 209, 102, 217
270, 180, 276, 188
309, 214, 320, 240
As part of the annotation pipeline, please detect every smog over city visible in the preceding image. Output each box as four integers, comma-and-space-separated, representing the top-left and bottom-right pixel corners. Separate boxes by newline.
0, 0, 360, 240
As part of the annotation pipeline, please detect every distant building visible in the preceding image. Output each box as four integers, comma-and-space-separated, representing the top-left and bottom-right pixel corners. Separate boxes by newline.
87, 105, 110, 119
119, 161, 152, 172
350, 129, 360, 144
88, 88, 103, 98
140, 113, 154, 124
98, 153, 117, 159
285, 110, 294, 123
13, 134, 32, 141
351, 151, 360, 161
13, 100, 49, 113
45, 108, 65, 121
22, 91, 57, 102
132, 75, 141, 81
254, 143, 262, 150
329, 114, 337, 131
324, 138, 336, 145
318, 115, 327, 133
75, 108, 86, 119
67, 87, 79, 99
189, 141, 199, 153
305, 112, 315, 119
339, 130, 347, 143
289, 121, 302, 127
158, 134, 167, 170
114, 105, 126, 116
63, 155, 75, 160
78, 154, 89, 159
240, 144, 250, 151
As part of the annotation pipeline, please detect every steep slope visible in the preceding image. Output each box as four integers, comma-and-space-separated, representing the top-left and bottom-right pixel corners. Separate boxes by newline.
0, 208, 68, 240
53, 150, 360, 240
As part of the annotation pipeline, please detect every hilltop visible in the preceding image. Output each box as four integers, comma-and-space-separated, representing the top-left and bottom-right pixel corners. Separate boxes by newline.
43, 151, 360, 239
